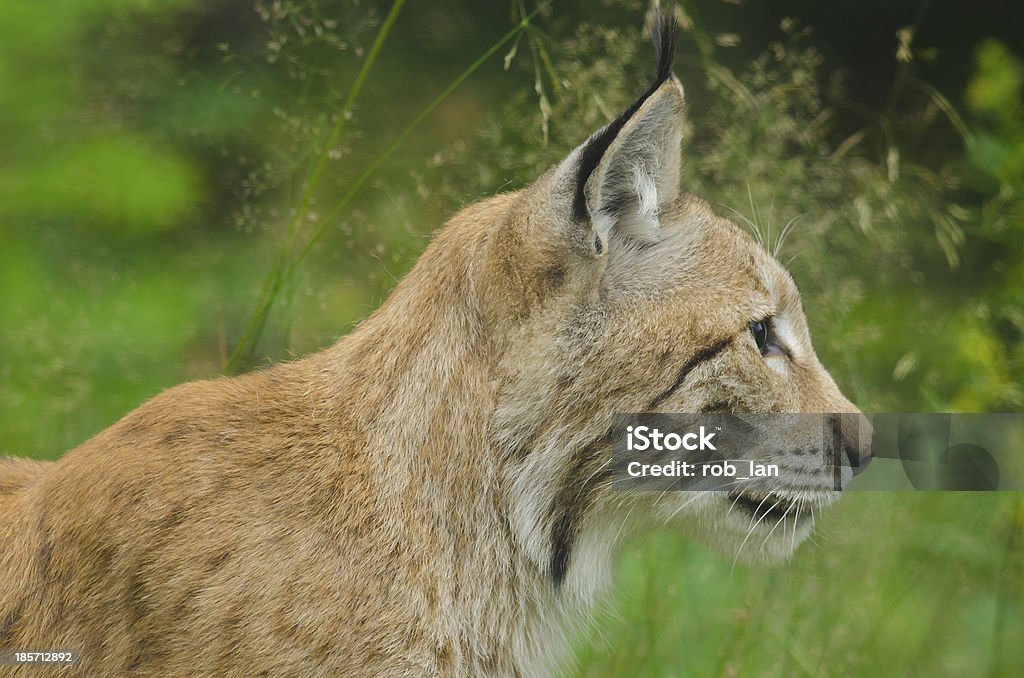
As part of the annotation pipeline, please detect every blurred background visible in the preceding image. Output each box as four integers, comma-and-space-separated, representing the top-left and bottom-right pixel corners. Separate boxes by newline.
1, 0, 1021, 675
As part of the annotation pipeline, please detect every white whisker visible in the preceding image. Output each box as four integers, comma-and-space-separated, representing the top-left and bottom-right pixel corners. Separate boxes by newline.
731, 495, 783, 572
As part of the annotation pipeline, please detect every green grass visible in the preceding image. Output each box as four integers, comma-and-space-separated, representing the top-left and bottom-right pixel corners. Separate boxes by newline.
573, 493, 1024, 677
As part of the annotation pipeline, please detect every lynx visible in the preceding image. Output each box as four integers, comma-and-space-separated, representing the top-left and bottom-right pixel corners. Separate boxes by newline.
0, 13, 871, 677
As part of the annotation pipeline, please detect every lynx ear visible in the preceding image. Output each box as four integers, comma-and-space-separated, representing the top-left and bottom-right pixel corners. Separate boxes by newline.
572, 11, 683, 247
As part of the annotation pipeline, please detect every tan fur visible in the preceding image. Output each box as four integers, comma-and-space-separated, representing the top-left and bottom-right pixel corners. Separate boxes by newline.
0, 35, 870, 677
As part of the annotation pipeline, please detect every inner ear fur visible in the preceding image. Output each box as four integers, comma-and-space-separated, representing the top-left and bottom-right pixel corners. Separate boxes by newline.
583, 81, 684, 244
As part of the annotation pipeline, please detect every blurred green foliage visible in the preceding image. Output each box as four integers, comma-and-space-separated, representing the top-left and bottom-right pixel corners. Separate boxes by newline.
0, 1, 1021, 675
968, 40, 1024, 192
0, 0, 201, 230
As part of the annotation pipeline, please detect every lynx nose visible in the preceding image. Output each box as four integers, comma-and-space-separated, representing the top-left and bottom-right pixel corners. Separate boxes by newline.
849, 431, 874, 476
830, 413, 873, 476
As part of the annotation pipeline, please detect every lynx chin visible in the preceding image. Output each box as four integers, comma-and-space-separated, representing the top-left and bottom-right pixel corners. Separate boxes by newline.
0, 10, 872, 677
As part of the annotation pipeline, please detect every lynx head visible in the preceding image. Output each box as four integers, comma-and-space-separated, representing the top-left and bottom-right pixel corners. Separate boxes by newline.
410, 13, 872, 596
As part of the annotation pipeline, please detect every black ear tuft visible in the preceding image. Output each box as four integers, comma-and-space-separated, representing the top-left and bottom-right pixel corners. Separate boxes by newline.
572, 8, 679, 223
649, 6, 679, 85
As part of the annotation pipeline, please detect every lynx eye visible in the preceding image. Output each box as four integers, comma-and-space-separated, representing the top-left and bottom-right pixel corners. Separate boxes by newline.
749, 319, 770, 354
